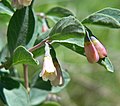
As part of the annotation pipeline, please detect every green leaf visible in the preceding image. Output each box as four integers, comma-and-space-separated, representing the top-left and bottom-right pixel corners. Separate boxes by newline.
98, 57, 114, 72
30, 70, 70, 105
41, 101, 61, 106
30, 88, 49, 105
0, 77, 30, 106
46, 7, 74, 23
13, 46, 39, 66
32, 16, 85, 58
30, 73, 51, 105
26, 10, 38, 49
82, 7, 120, 28
31, 46, 45, 58
49, 16, 85, 57
0, 0, 14, 16
47, 7, 74, 18
49, 16, 85, 37
58, 38, 84, 55
7, 6, 35, 55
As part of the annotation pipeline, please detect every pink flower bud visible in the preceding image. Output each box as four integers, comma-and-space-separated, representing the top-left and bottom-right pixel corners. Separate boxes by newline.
42, 19, 48, 32
42, 24, 48, 32
91, 36, 107, 58
84, 35, 99, 63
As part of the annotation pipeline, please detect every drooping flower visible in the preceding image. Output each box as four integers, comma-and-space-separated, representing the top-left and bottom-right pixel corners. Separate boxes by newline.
84, 33, 99, 63
12, 0, 32, 9
39, 43, 57, 81
90, 36, 107, 58
48, 44, 64, 86
84, 32, 107, 63
39, 43, 64, 86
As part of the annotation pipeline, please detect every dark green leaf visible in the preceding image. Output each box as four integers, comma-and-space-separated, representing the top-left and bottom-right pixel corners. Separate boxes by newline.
13, 46, 39, 66
26, 11, 38, 49
7, 6, 35, 55
82, 7, 120, 28
0, 77, 30, 106
0, 0, 14, 16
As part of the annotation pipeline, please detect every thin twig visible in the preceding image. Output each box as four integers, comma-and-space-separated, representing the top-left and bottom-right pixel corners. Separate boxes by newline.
23, 64, 29, 92
29, 38, 48, 52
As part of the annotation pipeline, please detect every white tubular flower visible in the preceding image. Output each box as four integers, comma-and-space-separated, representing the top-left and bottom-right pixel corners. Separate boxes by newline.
39, 43, 57, 81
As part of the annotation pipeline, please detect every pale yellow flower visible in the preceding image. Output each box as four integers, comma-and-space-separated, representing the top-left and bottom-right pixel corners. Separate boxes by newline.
39, 43, 57, 81
40, 56, 57, 81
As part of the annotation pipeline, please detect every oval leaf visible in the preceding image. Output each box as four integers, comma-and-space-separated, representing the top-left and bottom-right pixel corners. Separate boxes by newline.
49, 16, 85, 36
98, 57, 114, 72
47, 7, 74, 18
46, 6, 74, 23
7, 6, 35, 55
13, 46, 39, 66
82, 7, 120, 28
0, 77, 30, 106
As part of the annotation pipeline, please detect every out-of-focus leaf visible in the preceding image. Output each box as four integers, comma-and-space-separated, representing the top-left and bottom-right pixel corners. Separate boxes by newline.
7, 6, 35, 55
30, 88, 49, 106
0, 0, 14, 16
46, 7, 74, 23
0, 77, 30, 106
82, 7, 120, 28
13, 46, 39, 66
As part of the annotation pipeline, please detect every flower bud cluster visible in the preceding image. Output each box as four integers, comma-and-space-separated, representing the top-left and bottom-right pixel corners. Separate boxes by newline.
84, 32, 107, 63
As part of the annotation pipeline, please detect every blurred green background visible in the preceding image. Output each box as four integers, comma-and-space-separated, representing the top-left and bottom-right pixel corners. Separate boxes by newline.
1, 0, 120, 106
